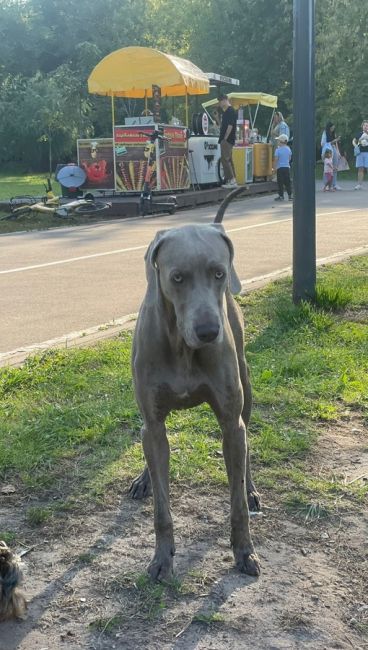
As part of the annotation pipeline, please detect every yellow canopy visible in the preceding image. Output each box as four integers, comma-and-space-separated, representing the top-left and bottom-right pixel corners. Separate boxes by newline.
88, 46, 210, 98
202, 92, 278, 109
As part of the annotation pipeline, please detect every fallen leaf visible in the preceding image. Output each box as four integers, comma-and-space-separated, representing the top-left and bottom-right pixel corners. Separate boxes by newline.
1, 484, 17, 494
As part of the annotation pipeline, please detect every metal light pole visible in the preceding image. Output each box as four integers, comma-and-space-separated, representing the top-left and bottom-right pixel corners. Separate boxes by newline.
292, 0, 316, 304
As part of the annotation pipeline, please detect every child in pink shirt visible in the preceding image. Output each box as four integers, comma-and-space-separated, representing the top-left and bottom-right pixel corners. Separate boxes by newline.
323, 150, 334, 191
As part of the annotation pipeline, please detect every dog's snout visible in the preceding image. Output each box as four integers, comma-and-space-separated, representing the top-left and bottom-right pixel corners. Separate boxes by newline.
195, 322, 220, 343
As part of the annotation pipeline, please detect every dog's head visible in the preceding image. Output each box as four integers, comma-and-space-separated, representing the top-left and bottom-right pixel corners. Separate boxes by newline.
145, 224, 241, 349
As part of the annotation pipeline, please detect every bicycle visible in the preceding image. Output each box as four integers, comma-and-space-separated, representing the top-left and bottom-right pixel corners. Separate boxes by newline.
1, 183, 111, 221
138, 130, 178, 217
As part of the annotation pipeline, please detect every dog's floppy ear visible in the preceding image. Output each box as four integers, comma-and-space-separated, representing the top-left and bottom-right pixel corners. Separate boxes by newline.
144, 229, 169, 280
210, 224, 242, 294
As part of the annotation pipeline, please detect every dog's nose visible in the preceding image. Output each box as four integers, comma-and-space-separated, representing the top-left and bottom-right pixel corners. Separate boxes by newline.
195, 323, 220, 343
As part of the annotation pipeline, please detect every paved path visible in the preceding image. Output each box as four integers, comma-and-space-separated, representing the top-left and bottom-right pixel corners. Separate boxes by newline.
1, 181, 367, 358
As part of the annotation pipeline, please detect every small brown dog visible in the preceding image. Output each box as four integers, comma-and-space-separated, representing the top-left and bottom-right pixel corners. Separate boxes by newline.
0, 541, 26, 621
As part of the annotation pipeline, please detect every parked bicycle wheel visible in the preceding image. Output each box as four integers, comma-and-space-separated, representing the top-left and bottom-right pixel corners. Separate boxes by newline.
74, 201, 111, 215
0, 212, 15, 221
10, 195, 40, 210
0, 205, 33, 221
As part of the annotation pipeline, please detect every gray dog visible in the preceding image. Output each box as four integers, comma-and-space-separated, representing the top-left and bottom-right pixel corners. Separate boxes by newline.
130, 194, 260, 580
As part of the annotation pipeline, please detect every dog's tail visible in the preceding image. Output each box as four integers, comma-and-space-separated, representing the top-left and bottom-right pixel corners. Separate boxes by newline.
214, 185, 249, 224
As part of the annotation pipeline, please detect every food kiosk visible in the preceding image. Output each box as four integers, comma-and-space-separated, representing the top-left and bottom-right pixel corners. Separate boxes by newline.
86, 49, 278, 192
87, 46, 210, 192
114, 124, 189, 191
202, 92, 277, 183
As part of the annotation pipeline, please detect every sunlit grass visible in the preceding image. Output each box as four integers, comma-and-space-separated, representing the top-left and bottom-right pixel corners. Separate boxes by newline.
0, 173, 48, 201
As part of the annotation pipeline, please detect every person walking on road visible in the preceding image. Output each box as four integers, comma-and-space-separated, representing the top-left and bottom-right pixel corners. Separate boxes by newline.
273, 134, 292, 201
352, 120, 368, 190
218, 94, 238, 188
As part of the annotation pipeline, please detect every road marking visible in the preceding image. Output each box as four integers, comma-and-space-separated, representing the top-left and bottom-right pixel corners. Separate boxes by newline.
228, 208, 364, 233
0, 244, 147, 275
0, 208, 366, 275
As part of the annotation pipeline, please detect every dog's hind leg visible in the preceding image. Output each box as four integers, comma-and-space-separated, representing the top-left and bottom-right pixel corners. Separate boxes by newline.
227, 297, 260, 511
239, 360, 261, 512
220, 415, 260, 576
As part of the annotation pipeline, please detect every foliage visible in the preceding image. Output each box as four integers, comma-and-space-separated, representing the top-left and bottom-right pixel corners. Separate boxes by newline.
0, 68, 90, 171
315, 0, 368, 155
0, 0, 367, 169
189, 0, 293, 116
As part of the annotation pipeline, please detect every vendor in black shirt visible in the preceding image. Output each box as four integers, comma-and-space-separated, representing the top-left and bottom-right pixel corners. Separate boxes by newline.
218, 94, 238, 188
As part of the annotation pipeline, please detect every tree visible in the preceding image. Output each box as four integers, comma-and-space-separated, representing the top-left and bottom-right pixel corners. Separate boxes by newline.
0, 0, 367, 169
0, 68, 90, 170
315, 0, 368, 154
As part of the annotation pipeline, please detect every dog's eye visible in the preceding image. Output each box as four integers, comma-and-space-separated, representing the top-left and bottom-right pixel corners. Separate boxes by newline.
215, 271, 224, 280
172, 273, 183, 283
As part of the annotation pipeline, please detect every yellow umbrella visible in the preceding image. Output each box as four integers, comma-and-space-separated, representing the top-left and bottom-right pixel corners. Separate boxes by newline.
202, 92, 278, 110
88, 46, 210, 98
202, 92, 278, 133
89, 46, 210, 127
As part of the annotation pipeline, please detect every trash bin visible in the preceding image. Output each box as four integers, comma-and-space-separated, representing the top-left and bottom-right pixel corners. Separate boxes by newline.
253, 144, 273, 180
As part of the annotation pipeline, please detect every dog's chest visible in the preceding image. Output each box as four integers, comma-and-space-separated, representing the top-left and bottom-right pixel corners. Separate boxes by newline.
170, 370, 205, 403
157, 380, 208, 410
156, 361, 210, 410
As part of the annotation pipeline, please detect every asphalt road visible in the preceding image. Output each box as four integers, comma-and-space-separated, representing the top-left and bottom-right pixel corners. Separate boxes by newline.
1, 181, 367, 356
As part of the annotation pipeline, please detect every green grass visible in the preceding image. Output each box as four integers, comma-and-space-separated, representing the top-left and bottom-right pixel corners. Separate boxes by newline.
26, 506, 51, 527
0, 531, 17, 545
0, 173, 49, 201
192, 612, 224, 625
90, 572, 184, 628
0, 257, 367, 515
89, 614, 125, 634
0, 209, 114, 234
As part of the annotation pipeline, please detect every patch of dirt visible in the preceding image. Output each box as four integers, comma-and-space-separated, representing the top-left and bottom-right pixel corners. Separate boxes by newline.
0, 419, 367, 650
340, 308, 368, 324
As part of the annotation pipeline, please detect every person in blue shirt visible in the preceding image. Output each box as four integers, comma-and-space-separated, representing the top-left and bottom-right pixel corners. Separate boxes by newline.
273, 134, 292, 201
352, 120, 368, 190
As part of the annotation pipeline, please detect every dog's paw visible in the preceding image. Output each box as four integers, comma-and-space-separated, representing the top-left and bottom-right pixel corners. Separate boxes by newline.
234, 550, 261, 576
247, 489, 261, 512
128, 468, 152, 500
147, 555, 174, 583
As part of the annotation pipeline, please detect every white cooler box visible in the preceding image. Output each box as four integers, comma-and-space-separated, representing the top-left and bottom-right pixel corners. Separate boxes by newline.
188, 136, 221, 186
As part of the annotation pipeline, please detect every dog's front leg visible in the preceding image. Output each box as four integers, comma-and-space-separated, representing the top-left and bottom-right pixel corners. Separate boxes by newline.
221, 416, 260, 576
142, 419, 175, 581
